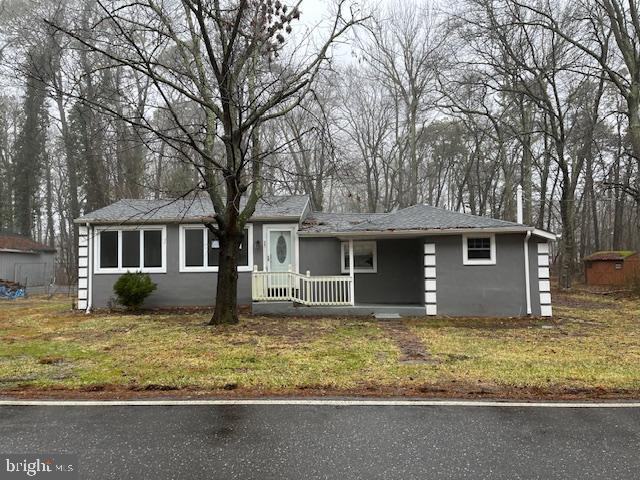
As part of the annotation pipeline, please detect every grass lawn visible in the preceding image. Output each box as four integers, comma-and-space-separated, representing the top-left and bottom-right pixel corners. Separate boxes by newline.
0, 290, 639, 399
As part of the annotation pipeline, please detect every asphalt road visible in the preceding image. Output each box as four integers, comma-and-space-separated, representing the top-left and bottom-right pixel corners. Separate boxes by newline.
0, 403, 638, 479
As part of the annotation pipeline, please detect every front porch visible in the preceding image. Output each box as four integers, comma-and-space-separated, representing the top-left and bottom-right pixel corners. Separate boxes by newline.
251, 237, 428, 316
251, 301, 427, 317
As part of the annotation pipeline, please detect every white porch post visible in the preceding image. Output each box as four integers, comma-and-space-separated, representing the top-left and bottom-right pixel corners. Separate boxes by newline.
348, 239, 355, 306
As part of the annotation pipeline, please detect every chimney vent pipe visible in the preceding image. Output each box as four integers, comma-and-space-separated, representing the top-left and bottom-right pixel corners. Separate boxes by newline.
516, 184, 524, 224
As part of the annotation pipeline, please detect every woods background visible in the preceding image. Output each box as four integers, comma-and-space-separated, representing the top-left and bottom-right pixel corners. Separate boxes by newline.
0, 0, 639, 290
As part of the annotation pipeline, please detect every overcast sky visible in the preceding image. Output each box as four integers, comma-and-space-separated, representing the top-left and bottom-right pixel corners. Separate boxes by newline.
294, 0, 374, 64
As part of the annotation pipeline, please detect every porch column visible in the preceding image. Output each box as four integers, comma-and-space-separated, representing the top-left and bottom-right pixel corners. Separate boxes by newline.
349, 239, 355, 305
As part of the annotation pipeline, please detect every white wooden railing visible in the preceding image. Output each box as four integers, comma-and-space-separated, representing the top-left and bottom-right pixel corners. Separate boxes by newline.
252, 267, 354, 306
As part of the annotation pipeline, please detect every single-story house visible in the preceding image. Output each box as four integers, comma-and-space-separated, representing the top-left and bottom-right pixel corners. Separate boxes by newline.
0, 233, 56, 287
584, 251, 639, 286
74, 194, 556, 317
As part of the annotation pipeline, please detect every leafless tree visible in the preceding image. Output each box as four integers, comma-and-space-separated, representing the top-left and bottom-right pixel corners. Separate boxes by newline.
48, 0, 363, 323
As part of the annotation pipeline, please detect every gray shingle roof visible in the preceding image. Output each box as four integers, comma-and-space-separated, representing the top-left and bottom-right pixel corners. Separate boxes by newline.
75, 194, 309, 224
348, 205, 522, 231
299, 204, 523, 234
301, 212, 388, 233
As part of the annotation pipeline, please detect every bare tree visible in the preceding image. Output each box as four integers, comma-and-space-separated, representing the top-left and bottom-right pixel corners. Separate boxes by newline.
49, 0, 362, 323
338, 65, 395, 212
518, 0, 640, 204
358, 0, 444, 207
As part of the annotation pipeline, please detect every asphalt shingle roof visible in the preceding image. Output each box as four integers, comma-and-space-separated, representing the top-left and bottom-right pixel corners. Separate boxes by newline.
76, 195, 309, 224
347, 204, 522, 231
299, 204, 523, 234
77, 194, 532, 234
301, 212, 387, 233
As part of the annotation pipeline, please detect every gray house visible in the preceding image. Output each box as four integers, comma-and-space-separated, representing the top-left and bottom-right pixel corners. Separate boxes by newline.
0, 234, 56, 288
74, 193, 556, 317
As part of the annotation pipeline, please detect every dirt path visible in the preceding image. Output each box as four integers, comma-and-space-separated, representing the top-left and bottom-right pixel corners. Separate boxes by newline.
379, 320, 437, 364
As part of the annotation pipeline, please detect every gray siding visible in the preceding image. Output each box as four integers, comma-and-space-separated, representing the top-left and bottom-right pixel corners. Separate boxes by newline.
299, 233, 544, 316
90, 224, 547, 316
429, 233, 542, 317
356, 239, 424, 304
299, 237, 424, 305
299, 237, 341, 275
91, 223, 265, 308
0, 251, 55, 286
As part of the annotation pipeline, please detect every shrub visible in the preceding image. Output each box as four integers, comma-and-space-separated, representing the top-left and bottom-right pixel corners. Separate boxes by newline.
113, 272, 157, 310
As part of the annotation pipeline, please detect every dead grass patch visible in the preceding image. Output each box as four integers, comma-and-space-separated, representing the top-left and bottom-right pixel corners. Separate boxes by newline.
0, 292, 639, 399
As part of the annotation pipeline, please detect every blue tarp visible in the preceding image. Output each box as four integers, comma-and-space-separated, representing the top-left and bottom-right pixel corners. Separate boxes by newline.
0, 285, 25, 299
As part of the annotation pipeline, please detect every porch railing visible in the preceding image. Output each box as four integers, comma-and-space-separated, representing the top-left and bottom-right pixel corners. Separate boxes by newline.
252, 267, 354, 306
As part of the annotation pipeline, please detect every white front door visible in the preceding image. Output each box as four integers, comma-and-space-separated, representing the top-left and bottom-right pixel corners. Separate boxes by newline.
268, 230, 292, 272
264, 226, 297, 290
264, 225, 297, 273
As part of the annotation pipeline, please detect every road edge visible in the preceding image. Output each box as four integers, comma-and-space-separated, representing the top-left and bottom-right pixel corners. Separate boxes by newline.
1, 399, 639, 407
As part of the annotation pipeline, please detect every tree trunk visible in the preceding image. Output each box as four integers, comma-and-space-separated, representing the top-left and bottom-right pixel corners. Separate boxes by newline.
208, 133, 248, 325
44, 152, 55, 248
585, 153, 599, 251
408, 104, 419, 206
519, 97, 533, 224
559, 181, 576, 289
537, 118, 552, 229
612, 131, 624, 249
627, 91, 640, 205
627, 89, 640, 165
210, 228, 243, 325
54, 74, 80, 270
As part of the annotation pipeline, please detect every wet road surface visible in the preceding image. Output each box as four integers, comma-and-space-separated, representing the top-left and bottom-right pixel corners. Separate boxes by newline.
0, 403, 638, 479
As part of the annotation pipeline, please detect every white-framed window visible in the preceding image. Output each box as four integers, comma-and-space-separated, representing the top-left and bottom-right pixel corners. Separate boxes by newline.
179, 224, 253, 272
462, 233, 496, 265
94, 226, 167, 274
340, 241, 377, 273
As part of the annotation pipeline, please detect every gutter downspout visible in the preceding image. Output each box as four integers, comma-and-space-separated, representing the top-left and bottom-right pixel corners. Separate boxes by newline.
86, 222, 93, 314
524, 230, 532, 316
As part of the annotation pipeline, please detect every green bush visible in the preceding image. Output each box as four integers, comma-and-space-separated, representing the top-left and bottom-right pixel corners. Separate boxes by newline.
113, 272, 157, 310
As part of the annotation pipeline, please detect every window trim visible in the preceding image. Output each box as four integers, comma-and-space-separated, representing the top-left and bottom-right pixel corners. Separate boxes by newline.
340, 240, 378, 274
179, 224, 253, 273
462, 233, 496, 265
94, 225, 167, 274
